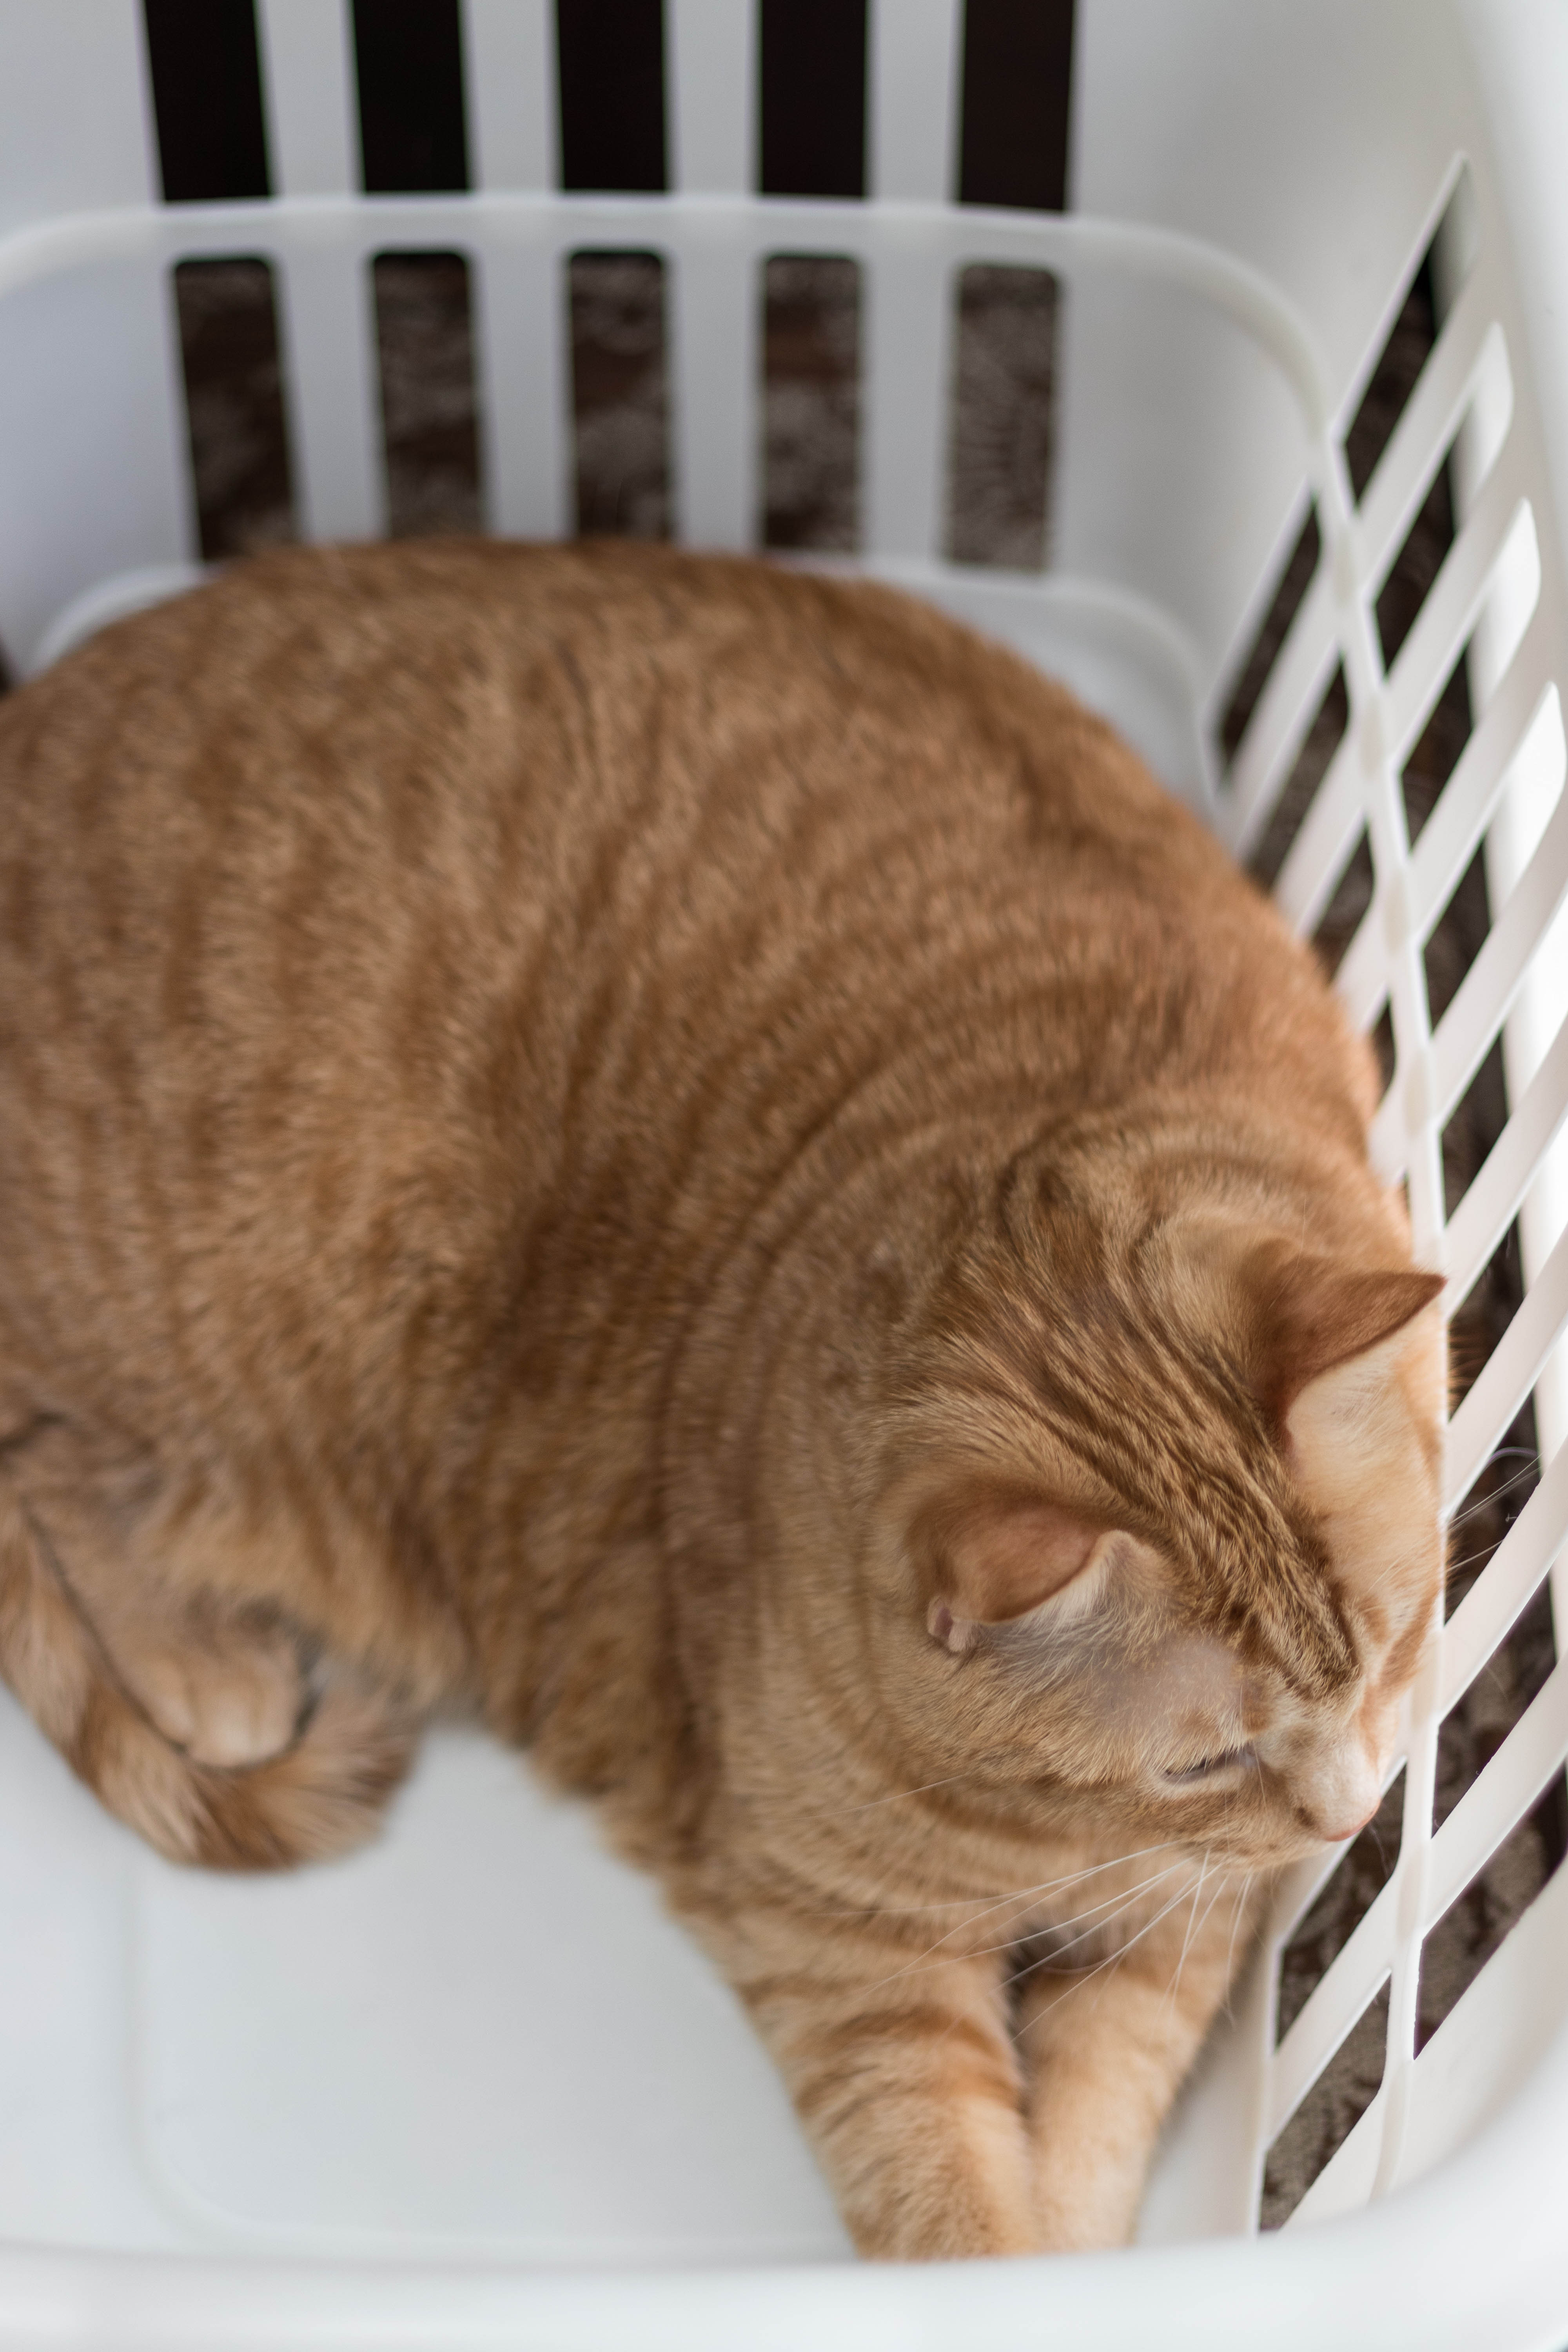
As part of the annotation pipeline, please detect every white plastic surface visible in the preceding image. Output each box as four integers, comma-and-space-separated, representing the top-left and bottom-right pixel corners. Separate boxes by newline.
4, 2, 1568, 2347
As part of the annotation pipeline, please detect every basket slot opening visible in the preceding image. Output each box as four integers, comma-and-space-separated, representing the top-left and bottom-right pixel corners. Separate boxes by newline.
1448, 1218, 1529, 1418
1436, 1572, 1558, 1832
1244, 657, 1346, 897
1261, 1979, 1390, 2230
556, 0, 668, 193
1216, 506, 1322, 776
1443, 1034, 1513, 1236
568, 250, 671, 539
1343, 170, 1475, 510
1370, 1005, 1397, 1100
1443, 1427, 1543, 1620
1308, 825, 1374, 985
173, 256, 297, 561
1345, 254, 1442, 508
351, 0, 470, 192
1275, 1771, 1406, 2049
1375, 435, 1465, 673
956, 0, 1074, 214
759, 0, 866, 199
143, 0, 272, 204
372, 251, 484, 537
1423, 842, 1490, 1031
944, 262, 1056, 573
1417, 1779, 1566, 2053
760, 254, 860, 554
1402, 641, 1475, 847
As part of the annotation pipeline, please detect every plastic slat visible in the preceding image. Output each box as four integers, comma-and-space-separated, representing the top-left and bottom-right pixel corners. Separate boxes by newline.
1388, 1851, 1568, 2196
869, 0, 961, 203
1332, 621, 1552, 1032
1426, 1651, 1568, 1924
1431, 768, 1568, 1130
669, 0, 755, 194
1383, 432, 1535, 764
670, 238, 755, 549
1285, 2082, 1385, 2227
1411, 611, 1559, 940
1445, 1211, 1568, 1508
1410, 612, 1553, 931
462, 0, 555, 193
1352, 272, 1502, 603
1265, 1888, 1396, 2142
1274, 730, 1368, 934
1439, 1437, 1568, 1710
1225, 567, 1340, 862
1368, 746, 1568, 1177
473, 236, 568, 538
1441, 991, 1568, 1306
865, 244, 949, 561
1328, 900, 1391, 1042
1296, 1854, 1568, 2220
1371, 1654, 1443, 2198
274, 240, 384, 539
254, 0, 358, 198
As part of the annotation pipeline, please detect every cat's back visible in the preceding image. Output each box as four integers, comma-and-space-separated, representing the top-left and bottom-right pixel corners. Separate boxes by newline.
0, 535, 1244, 1163
0, 538, 1343, 1433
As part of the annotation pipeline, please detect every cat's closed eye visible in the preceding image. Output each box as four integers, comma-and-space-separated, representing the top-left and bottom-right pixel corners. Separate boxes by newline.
1162, 1744, 1256, 1786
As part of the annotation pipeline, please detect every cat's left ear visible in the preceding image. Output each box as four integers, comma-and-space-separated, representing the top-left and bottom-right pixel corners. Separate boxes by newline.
924, 1496, 1116, 1655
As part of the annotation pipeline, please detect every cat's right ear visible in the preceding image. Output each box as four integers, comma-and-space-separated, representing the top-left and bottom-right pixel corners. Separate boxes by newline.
1183, 1222, 1442, 1428
924, 1495, 1115, 1655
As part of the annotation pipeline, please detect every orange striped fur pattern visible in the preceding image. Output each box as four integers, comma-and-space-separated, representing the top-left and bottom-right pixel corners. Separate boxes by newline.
0, 543, 1443, 2256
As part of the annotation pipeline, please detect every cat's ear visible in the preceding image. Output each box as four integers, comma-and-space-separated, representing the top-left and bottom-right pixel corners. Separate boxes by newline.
925, 1496, 1113, 1655
1231, 1238, 1443, 1424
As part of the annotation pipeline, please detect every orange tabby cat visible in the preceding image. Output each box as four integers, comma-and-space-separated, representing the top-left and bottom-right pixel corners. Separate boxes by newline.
0, 540, 1443, 2258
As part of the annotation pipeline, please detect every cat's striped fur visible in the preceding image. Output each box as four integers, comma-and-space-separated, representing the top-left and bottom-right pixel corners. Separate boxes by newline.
0, 543, 1442, 2255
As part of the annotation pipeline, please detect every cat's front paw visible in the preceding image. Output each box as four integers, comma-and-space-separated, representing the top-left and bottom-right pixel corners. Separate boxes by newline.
136, 1621, 306, 1767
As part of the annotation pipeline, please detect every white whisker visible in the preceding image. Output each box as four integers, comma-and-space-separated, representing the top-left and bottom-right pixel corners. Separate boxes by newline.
853, 1865, 1181, 1999
1014, 1872, 1207, 2040
815, 1837, 1191, 1922
1163, 1851, 1211, 2018
830, 1772, 976, 1817
1445, 1452, 1540, 1530
1005, 1864, 1190, 1987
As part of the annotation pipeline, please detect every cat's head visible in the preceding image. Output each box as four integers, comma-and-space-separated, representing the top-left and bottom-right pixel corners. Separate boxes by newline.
875, 1202, 1445, 1868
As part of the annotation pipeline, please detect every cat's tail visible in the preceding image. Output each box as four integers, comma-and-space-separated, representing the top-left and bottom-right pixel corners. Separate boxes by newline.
0, 1470, 414, 1870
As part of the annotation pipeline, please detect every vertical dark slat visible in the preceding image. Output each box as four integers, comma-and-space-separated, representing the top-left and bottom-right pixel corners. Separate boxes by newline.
174, 258, 297, 559
568, 252, 671, 537
556, 0, 668, 193
352, 0, 470, 193
759, 0, 867, 199
142, 0, 271, 203
372, 252, 485, 535
958, 0, 1074, 213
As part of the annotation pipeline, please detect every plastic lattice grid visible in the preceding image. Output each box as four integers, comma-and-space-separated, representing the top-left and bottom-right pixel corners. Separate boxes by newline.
1213, 172, 1568, 2227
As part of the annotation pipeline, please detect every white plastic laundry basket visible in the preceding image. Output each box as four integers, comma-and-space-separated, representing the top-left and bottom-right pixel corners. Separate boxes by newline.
4, 2, 1568, 2345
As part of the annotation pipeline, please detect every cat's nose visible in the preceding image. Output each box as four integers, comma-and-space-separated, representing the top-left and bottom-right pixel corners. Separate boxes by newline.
1316, 1800, 1379, 1844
